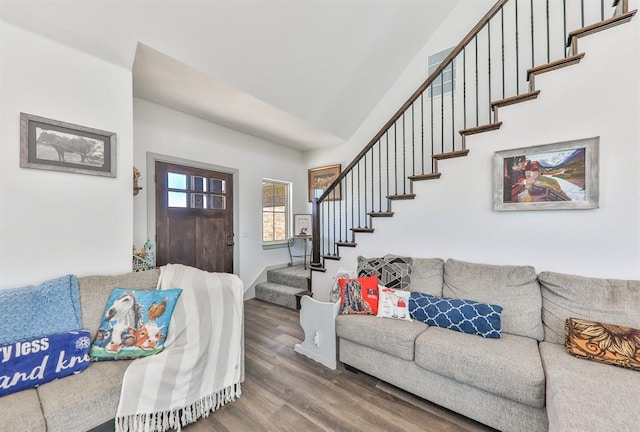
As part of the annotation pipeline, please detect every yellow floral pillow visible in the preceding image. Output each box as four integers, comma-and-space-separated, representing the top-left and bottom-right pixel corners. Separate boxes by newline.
565, 318, 640, 371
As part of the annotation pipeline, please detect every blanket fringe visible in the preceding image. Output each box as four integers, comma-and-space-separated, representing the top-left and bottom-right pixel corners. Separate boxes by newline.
115, 382, 242, 432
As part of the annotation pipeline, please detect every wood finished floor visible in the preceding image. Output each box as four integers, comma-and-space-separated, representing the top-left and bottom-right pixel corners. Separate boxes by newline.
184, 299, 496, 432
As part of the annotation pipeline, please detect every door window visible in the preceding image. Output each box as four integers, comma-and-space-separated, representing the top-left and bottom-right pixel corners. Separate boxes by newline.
166, 172, 226, 210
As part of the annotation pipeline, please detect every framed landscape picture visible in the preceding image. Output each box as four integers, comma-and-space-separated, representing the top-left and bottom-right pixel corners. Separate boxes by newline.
20, 113, 117, 177
493, 137, 599, 211
308, 164, 341, 202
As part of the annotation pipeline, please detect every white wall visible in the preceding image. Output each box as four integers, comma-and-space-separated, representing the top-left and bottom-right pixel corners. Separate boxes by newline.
309, 3, 640, 300
303, 0, 495, 170
133, 98, 308, 291
0, 20, 134, 289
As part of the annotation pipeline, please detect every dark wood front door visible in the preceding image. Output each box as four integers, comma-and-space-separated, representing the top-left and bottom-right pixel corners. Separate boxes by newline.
155, 161, 234, 273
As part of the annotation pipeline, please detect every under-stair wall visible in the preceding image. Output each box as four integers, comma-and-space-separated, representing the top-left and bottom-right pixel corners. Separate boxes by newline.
309, 1, 640, 301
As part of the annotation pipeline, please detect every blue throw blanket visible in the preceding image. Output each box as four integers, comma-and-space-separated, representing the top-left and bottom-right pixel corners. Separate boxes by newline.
0, 275, 82, 346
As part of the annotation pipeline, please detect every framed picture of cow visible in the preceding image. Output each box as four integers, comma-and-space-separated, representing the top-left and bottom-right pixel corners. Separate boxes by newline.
20, 112, 117, 177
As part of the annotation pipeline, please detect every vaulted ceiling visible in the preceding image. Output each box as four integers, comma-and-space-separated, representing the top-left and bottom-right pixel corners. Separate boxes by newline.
0, 0, 461, 151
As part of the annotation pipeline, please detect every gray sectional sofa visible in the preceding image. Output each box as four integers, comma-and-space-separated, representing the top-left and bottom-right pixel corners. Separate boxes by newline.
0, 270, 160, 432
336, 258, 640, 432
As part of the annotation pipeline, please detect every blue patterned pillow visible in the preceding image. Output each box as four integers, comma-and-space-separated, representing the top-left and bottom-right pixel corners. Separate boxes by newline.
409, 292, 503, 338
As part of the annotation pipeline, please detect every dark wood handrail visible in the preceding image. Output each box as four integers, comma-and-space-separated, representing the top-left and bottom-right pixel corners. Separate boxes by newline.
311, 0, 510, 267
315, 0, 509, 204
311, 0, 630, 269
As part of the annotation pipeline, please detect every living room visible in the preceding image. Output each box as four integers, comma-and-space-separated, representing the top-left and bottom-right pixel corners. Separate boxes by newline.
0, 0, 639, 431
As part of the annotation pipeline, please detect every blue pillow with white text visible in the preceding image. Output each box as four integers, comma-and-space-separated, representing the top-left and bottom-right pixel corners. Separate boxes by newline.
0, 330, 91, 397
409, 292, 503, 338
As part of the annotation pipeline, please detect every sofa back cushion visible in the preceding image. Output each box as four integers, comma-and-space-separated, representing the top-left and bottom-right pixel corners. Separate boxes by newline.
78, 269, 160, 339
443, 258, 544, 341
539, 271, 640, 344
405, 257, 444, 296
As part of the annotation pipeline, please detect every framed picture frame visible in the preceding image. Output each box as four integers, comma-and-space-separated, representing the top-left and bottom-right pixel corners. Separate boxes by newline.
20, 112, 117, 177
293, 214, 312, 237
308, 164, 341, 202
493, 137, 599, 211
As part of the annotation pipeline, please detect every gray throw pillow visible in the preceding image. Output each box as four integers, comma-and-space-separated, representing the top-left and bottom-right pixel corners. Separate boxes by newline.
357, 255, 413, 290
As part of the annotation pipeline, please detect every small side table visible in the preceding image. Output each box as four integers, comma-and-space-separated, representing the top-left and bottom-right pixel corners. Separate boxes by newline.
287, 235, 312, 269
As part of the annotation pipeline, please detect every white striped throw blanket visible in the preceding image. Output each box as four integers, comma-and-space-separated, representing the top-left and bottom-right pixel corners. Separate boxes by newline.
115, 264, 244, 431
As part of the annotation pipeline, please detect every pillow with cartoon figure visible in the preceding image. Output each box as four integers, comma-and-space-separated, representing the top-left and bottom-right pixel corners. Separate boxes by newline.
90, 288, 182, 361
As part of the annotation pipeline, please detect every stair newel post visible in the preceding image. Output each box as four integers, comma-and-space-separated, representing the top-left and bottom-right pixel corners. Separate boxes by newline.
311, 198, 321, 268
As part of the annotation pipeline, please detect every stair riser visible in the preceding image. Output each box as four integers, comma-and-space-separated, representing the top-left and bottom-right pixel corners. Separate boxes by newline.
255, 285, 298, 310
266, 268, 309, 290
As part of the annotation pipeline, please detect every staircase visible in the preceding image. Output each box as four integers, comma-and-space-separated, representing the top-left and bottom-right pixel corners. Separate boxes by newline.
255, 265, 311, 309
310, 0, 636, 276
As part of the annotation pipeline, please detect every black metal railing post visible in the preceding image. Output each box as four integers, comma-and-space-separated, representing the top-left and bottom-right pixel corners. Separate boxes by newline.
310, 0, 621, 269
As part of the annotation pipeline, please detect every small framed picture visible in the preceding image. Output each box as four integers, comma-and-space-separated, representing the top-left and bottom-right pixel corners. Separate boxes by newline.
293, 214, 312, 237
20, 112, 117, 177
493, 137, 599, 211
308, 164, 341, 202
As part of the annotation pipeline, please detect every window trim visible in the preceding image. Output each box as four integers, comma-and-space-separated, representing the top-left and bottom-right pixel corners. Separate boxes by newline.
427, 47, 456, 98
261, 178, 292, 247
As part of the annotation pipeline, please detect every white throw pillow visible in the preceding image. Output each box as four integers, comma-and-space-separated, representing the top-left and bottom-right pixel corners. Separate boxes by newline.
376, 286, 411, 321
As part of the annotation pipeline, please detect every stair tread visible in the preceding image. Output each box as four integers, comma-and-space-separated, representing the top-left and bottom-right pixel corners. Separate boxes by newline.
387, 194, 416, 200
459, 122, 502, 136
433, 149, 470, 160
351, 227, 375, 233
321, 254, 342, 260
336, 241, 357, 247
266, 265, 310, 290
409, 172, 441, 181
567, 10, 637, 46
310, 265, 327, 272
527, 53, 585, 79
492, 91, 541, 108
255, 282, 308, 294
369, 211, 394, 217
255, 282, 307, 310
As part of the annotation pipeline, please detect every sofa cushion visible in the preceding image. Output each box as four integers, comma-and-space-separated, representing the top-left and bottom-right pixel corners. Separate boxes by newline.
405, 257, 444, 296
538, 271, 640, 344
336, 314, 427, 361
565, 317, 640, 371
37, 360, 131, 432
409, 292, 503, 338
540, 341, 640, 431
78, 269, 160, 340
443, 258, 544, 341
0, 388, 46, 432
414, 327, 545, 408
